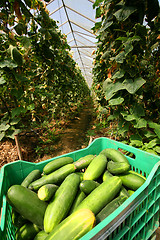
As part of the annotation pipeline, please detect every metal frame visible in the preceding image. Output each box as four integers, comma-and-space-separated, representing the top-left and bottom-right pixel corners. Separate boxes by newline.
46, 0, 97, 86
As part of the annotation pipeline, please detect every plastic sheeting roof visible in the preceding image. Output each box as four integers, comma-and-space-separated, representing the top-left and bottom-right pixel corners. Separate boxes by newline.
46, 0, 97, 87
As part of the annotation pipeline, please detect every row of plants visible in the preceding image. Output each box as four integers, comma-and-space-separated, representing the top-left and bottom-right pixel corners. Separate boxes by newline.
91, 0, 160, 155
0, 0, 90, 141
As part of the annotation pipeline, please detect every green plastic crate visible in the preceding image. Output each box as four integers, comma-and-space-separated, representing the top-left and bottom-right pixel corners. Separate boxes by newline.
0, 137, 160, 240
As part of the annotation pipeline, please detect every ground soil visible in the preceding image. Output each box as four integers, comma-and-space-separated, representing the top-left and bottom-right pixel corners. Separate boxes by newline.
0, 101, 110, 168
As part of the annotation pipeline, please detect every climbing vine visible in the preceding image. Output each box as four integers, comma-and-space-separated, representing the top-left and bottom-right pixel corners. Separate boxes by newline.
0, 0, 90, 141
92, 0, 160, 154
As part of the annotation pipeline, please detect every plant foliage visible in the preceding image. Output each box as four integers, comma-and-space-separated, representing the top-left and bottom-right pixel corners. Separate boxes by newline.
0, 0, 90, 140
92, 0, 160, 154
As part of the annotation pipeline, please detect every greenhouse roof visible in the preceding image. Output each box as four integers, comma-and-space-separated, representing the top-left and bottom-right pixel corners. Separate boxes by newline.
46, 0, 97, 87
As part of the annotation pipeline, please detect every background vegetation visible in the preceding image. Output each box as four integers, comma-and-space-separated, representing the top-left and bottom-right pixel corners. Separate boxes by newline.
91, 0, 160, 155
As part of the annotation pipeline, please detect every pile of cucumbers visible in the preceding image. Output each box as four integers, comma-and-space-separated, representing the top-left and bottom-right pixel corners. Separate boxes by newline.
6, 148, 146, 240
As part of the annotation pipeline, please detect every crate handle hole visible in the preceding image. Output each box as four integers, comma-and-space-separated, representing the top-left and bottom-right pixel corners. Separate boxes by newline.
118, 148, 136, 159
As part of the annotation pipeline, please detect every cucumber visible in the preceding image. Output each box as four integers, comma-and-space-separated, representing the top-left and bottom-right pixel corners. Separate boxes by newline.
129, 170, 146, 180
118, 172, 146, 191
83, 154, 107, 181
37, 184, 58, 201
29, 164, 75, 191
80, 180, 100, 195
107, 161, 130, 175
74, 172, 84, 181
73, 154, 95, 170
96, 195, 127, 224
69, 190, 86, 215
45, 209, 95, 240
100, 148, 129, 164
7, 185, 47, 229
102, 170, 113, 182
15, 222, 40, 240
119, 186, 130, 198
44, 173, 81, 233
12, 209, 27, 228
128, 190, 135, 196
21, 169, 41, 188
34, 231, 48, 240
75, 176, 122, 215
43, 157, 73, 175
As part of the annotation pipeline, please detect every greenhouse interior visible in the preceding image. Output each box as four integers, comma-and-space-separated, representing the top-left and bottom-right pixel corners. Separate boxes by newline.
0, 0, 160, 239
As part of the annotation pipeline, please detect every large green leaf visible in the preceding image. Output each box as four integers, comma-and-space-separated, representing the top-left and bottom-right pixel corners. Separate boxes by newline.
115, 51, 126, 63
112, 70, 125, 79
134, 118, 147, 128
103, 81, 125, 100
148, 122, 160, 139
100, 21, 113, 32
109, 97, 124, 105
114, 6, 137, 22
131, 104, 145, 117
0, 123, 10, 131
122, 77, 146, 94
0, 132, 5, 141
130, 134, 143, 147
0, 59, 18, 68
11, 107, 27, 118
0, 76, 6, 85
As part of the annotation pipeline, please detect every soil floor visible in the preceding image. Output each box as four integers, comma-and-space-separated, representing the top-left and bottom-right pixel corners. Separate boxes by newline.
0, 101, 108, 168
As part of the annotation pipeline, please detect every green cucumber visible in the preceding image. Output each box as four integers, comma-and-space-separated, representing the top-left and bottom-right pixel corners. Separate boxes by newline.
96, 195, 127, 224
75, 176, 122, 215
74, 172, 84, 181
73, 154, 95, 170
45, 209, 95, 240
34, 231, 48, 240
129, 170, 146, 180
102, 170, 113, 182
29, 164, 75, 191
15, 222, 40, 240
69, 190, 86, 215
118, 172, 146, 191
44, 173, 81, 233
12, 209, 27, 228
80, 180, 100, 195
7, 185, 47, 229
21, 169, 41, 188
100, 148, 129, 164
107, 161, 130, 175
37, 184, 58, 201
128, 190, 135, 196
43, 157, 73, 175
83, 154, 107, 181
119, 186, 130, 198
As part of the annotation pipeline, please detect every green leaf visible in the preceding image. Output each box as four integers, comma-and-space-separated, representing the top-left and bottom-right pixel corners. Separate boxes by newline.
122, 77, 146, 94
130, 134, 143, 147
10, 118, 21, 125
17, 36, 31, 48
154, 146, 160, 154
0, 123, 10, 131
145, 139, 160, 149
134, 118, 147, 128
143, 130, 156, 138
131, 104, 145, 117
108, 97, 124, 105
93, 0, 104, 8
6, 128, 21, 139
0, 59, 18, 68
124, 42, 133, 56
148, 122, 160, 139
122, 114, 137, 121
115, 51, 126, 63
27, 103, 35, 110
112, 70, 125, 79
100, 21, 113, 32
114, 6, 137, 22
11, 107, 26, 118
103, 81, 125, 100
0, 76, 6, 84
0, 132, 5, 141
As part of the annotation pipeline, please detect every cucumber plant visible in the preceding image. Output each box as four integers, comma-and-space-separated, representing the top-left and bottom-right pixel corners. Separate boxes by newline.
0, 0, 90, 141
92, 0, 160, 155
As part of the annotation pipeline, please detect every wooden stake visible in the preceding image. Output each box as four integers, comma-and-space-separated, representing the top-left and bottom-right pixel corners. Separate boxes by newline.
14, 134, 23, 160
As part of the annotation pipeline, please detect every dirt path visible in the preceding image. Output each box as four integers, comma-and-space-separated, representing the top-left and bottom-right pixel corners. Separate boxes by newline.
0, 101, 95, 167
37, 101, 94, 162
